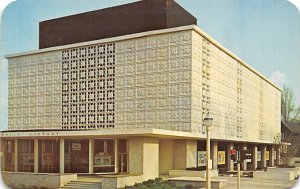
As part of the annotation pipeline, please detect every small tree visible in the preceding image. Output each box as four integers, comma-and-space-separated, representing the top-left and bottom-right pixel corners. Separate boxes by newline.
281, 85, 300, 122
274, 132, 298, 165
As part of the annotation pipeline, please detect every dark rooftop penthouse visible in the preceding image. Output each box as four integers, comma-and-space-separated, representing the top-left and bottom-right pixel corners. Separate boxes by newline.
39, 0, 197, 49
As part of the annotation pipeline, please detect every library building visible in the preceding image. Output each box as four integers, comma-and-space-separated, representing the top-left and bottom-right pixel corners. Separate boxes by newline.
1, 0, 281, 188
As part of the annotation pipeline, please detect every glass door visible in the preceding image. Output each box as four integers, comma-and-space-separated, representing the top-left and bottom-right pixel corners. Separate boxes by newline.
38, 140, 60, 173
93, 139, 115, 173
118, 139, 128, 173
3, 140, 14, 171
64, 139, 89, 173
18, 140, 34, 172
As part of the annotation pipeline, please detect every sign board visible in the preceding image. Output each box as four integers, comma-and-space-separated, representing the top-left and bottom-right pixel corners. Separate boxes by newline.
274, 151, 276, 160
218, 151, 226, 165
230, 149, 237, 155
198, 151, 206, 166
266, 151, 270, 161
257, 151, 261, 161
72, 143, 81, 151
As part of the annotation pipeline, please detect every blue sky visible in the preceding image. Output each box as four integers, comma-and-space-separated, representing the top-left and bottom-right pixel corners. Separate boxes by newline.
0, 0, 299, 131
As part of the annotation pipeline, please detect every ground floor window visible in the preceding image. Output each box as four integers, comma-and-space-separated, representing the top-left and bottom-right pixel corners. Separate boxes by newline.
3, 140, 15, 171
64, 139, 89, 173
118, 139, 128, 173
93, 139, 115, 173
18, 140, 34, 172
38, 140, 60, 173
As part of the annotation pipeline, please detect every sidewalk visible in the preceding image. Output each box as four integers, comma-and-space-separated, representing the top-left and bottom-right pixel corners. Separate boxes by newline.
222, 176, 298, 189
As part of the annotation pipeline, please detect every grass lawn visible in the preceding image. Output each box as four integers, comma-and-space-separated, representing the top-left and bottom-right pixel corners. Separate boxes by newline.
123, 178, 192, 189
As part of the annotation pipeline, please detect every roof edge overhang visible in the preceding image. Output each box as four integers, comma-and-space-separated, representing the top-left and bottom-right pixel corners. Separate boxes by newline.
0, 128, 278, 144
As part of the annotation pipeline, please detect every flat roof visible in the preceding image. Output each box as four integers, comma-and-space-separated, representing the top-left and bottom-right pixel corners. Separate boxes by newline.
5, 25, 281, 91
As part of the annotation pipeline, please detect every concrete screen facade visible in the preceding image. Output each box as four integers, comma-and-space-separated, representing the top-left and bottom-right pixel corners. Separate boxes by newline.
1, 0, 281, 185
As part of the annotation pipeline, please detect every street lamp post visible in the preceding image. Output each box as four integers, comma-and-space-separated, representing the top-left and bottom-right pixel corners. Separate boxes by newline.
204, 113, 213, 189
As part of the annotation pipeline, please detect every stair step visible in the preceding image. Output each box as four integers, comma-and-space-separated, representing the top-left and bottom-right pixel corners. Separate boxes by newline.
62, 186, 100, 189
61, 176, 102, 189
69, 182, 101, 185
67, 184, 100, 186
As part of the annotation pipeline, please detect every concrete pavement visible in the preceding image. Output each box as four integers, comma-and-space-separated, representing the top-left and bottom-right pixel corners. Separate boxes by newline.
222, 176, 298, 189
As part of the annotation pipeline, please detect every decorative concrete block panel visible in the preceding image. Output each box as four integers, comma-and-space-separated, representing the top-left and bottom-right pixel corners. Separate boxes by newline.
115, 31, 193, 131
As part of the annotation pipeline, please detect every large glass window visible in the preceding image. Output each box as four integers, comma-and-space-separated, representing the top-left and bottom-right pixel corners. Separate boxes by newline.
64, 139, 89, 173
3, 140, 15, 171
118, 139, 128, 173
18, 140, 34, 172
93, 139, 115, 173
38, 140, 60, 173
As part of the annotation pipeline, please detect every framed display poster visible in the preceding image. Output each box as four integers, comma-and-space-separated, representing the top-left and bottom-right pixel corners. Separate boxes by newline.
257, 151, 261, 161
72, 143, 81, 151
198, 151, 206, 166
94, 155, 112, 166
266, 151, 270, 161
217, 151, 225, 165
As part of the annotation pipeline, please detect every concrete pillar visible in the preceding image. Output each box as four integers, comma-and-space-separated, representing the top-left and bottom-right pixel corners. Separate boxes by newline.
159, 140, 174, 175
261, 145, 267, 168
252, 145, 258, 170
241, 144, 247, 171
275, 146, 280, 166
128, 136, 159, 179
34, 139, 39, 173
173, 140, 197, 170
227, 143, 234, 171
114, 139, 119, 173
89, 139, 94, 174
128, 137, 143, 175
14, 139, 18, 172
59, 138, 64, 174
270, 146, 275, 167
186, 140, 197, 168
143, 137, 159, 179
212, 141, 218, 170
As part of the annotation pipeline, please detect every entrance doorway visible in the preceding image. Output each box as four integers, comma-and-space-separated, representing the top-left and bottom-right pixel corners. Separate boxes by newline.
3, 140, 15, 171
64, 139, 89, 173
118, 139, 128, 173
93, 139, 115, 173
38, 139, 60, 173
18, 140, 34, 172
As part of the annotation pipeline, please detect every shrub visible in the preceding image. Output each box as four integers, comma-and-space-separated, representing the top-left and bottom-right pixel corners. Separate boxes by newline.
278, 164, 296, 168
184, 184, 193, 189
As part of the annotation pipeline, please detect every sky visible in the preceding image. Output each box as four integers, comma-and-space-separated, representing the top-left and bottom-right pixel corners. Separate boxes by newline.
0, 0, 299, 132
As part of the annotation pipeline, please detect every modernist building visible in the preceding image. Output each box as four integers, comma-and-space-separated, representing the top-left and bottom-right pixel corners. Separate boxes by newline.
1, 0, 281, 181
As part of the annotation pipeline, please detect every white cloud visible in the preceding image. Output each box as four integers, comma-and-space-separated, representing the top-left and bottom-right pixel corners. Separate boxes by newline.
270, 70, 286, 87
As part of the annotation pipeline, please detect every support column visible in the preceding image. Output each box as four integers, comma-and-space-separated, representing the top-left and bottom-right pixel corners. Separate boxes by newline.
252, 145, 258, 170
34, 139, 39, 173
261, 145, 267, 168
114, 139, 119, 174
241, 144, 247, 171
275, 146, 280, 166
14, 139, 18, 172
59, 138, 64, 174
212, 141, 218, 170
227, 143, 234, 171
1, 141, 5, 171
270, 146, 275, 167
89, 139, 94, 174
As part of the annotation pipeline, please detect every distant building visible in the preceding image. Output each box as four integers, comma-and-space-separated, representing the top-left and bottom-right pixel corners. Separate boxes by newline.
287, 122, 300, 155
1, 0, 281, 181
